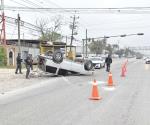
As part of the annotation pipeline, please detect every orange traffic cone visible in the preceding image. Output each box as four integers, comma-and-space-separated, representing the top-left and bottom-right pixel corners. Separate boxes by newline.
108, 72, 114, 86
124, 65, 127, 72
121, 64, 126, 77
121, 66, 126, 77
89, 79, 102, 100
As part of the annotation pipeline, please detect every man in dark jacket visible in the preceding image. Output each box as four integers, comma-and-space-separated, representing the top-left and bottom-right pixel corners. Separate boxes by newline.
25, 55, 33, 79
105, 54, 112, 72
15, 53, 23, 74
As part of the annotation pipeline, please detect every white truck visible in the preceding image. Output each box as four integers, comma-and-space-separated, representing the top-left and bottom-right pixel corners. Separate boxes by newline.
38, 51, 94, 76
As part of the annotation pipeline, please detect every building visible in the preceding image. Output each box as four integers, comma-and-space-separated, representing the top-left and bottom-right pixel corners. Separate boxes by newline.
1, 39, 40, 67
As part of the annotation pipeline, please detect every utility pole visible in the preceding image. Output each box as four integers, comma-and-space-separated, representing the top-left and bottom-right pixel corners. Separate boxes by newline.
85, 29, 88, 57
65, 36, 68, 57
66, 36, 68, 45
0, 0, 6, 45
17, 14, 21, 53
70, 15, 79, 50
70, 15, 75, 47
82, 39, 84, 58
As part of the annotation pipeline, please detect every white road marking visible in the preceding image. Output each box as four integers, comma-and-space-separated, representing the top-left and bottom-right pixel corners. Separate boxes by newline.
102, 86, 116, 91
88, 81, 106, 85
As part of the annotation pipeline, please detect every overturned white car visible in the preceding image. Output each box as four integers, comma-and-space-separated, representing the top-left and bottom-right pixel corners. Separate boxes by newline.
38, 51, 94, 76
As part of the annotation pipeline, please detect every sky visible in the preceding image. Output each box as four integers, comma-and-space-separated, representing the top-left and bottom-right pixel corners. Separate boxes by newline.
2, 0, 150, 53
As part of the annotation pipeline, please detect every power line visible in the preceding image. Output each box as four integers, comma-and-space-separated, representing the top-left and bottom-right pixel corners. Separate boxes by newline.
42, 0, 63, 8
4, 6, 150, 15
4, 7, 150, 10
20, 0, 43, 8
5, 17, 78, 40
9, 0, 45, 14
9, 0, 30, 8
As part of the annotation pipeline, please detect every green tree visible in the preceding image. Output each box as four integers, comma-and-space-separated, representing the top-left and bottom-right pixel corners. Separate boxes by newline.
88, 38, 107, 55
115, 49, 125, 57
0, 46, 7, 66
106, 44, 113, 54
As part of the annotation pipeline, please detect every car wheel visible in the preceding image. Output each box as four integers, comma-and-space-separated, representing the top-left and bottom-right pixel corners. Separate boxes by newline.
84, 60, 93, 71
52, 50, 63, 64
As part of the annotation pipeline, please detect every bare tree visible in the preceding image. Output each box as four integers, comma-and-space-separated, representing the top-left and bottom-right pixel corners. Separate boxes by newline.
36, 18, 48, 40
50, 15, 63, 42
36, 15, 63, 42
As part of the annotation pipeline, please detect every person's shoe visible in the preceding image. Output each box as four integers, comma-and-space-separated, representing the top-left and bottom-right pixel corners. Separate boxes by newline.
20, 72, 23, 74
15, 72, 18, 74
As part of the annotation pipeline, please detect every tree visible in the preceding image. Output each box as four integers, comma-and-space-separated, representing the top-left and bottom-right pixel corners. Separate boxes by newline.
106, 44, 113, 54
36, 15, 63, 42
88, 38, 107, 54
115, 49, 125, 57
0, 46, 7, 66
112, 44, 119, 50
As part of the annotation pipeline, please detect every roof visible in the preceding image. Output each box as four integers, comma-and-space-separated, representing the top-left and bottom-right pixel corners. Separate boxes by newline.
6, 39, 41, 44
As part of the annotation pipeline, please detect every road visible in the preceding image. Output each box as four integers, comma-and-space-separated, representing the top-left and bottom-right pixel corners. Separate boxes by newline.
0, 58, 150, 125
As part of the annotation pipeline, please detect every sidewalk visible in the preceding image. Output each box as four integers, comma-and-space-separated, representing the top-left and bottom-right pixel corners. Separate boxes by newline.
0, 68, 51, 94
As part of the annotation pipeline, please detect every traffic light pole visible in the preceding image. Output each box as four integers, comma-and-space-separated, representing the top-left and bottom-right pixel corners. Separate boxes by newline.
85, 29, 88, 57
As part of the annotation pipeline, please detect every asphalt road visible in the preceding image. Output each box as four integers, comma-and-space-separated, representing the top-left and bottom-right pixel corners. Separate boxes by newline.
0, 58, 150, 125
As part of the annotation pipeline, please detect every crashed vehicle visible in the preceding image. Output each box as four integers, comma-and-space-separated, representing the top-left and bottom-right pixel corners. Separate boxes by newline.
38, 50, 94, 76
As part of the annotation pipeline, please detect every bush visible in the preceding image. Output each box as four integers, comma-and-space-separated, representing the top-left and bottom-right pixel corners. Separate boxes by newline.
0, 47, 7, 66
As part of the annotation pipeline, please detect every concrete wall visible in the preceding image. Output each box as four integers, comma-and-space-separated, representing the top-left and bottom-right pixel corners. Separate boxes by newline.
21, 46, 40, 60
5, 45, 40, 66
6, 46, 16, 66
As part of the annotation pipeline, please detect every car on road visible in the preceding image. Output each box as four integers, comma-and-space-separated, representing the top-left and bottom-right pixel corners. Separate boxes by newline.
145, 58, 150, 64
136, 55, 143, 59
89, 56, 105, 69
38, 50, 94, 76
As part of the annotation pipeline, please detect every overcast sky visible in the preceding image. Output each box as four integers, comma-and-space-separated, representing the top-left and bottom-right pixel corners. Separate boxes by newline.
3, 0, 150, 51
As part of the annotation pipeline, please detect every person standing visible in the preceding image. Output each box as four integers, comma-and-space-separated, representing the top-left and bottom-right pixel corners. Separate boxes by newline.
15, 53, 23, 74
29, 54, 33, 71
25, 54, 33, 79
105, 54, 112, 72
